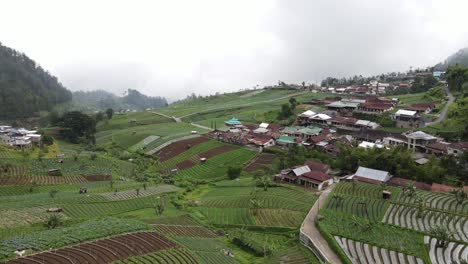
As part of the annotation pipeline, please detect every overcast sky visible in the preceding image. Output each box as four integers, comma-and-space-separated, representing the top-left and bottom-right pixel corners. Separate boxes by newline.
1, 0, 468, 101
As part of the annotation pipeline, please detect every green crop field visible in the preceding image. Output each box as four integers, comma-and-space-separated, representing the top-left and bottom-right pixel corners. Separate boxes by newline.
97, 111, 173, 131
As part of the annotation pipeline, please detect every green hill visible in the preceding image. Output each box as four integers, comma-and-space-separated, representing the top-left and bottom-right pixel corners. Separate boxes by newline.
0, 42, 72, 119
434, 47, 468, 71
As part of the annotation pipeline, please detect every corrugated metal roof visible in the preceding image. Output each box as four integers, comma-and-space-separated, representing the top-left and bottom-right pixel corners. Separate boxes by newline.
354, 166, 390, 182
292, 165, 311, 176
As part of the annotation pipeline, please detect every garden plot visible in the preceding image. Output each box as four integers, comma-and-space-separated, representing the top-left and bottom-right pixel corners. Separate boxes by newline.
156, 136, 209, 162
99, 185, 179, 201
0, 218, 147, 261
383, 204, 468, 242
171, 236, 238, 264
396, 190, 468, 214
326, 194, 388, 222
333, 181, 400, 200
334, 236, 424, 264
114, 248, 200, 264
244, 153, 276, 172
0, 175, 89, 186
266, 245, 321, 264
424, 236, 468, 264
5, 231, 176, 264
0, 207, 66, 228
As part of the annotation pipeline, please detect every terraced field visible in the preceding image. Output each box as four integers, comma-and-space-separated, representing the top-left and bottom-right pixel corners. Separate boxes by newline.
194, 186, 317, 228
383, 204, 468, 242
244, 153, 276, 172
333, 181, 400, 200
326, 194, 388, 221
334, 236, 424, 264
424, 236, 468, 264
5, 231, 176, 264
154, 139, 223, 172
99, 185, 179, 201
171, 237, 238, 264
152, 224, 217, 238
396, 190, 468, 214
0, 207, 67, 228
114, 248, 200, 264
156, 136, 210, 162
174, 148, 256, 180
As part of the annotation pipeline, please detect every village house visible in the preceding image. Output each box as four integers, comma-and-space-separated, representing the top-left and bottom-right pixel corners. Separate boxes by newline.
275, 160, 333, 190
406, 131, 438, 151
425, 142, 450, 156
326, 117, 379, 131
393, 109, 422, 128
297, 110, 317, 125
247, 134, 275, 148
404, 102, 436, 114
325, 101, 360, 111
281, 126, 322, 140
0, 126, 41, 149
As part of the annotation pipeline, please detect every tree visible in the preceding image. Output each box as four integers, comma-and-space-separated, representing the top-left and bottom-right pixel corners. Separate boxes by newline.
136, 188, 140, 196
95, 112, 105, 122
227, 166, 242, 180
429, 225, 455, 248
155, 196, 165, 215
57, 111, 97, 144
446, 65, 468, 91
277, 103, 293, 119
0, 163, 12, 176
90, 153, 97, 160
44, 214, 62, 229
106, 108, 114, 119
41, 135, 54, 146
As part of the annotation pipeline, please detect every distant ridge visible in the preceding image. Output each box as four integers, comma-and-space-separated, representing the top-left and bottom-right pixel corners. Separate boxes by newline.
434, 47, 468, 71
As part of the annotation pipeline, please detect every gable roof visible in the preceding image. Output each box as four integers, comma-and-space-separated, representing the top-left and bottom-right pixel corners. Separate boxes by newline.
277, 135, 295, 144
406, 131, 437, 140
225, 118, 242, 125
304, 160, 330, 173
310, 113, 331, 120
354, 166, 391, 182
259, 123, 269, 128
301, 171, 332, 182
300, 110, 316, 117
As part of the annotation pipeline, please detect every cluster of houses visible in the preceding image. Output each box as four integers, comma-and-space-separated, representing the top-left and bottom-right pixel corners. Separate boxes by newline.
0, 125, 42, 149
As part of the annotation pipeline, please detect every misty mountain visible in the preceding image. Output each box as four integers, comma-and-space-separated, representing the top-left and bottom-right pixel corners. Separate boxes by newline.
71, 89, 167, 111
434, 47, 468, 71
0, 42, 72, 119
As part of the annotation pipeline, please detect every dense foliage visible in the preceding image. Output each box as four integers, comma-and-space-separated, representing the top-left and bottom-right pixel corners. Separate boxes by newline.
53, 111, 97, 144
0, 42, 72, 118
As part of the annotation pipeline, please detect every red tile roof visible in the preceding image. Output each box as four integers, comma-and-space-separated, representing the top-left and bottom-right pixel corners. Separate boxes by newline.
329, 116, 357, 125
310, 135, 327, 144
301, 171, 332, 182
358, 102, 393, 110
304, 160, 330, 173
450, 142, 468, 150
387, 177, 431, 191
426, 142, 449, 152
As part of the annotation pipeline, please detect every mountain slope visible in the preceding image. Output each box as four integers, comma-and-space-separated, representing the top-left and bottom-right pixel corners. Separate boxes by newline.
434, 47, 468, 71
0, 42, 72, 118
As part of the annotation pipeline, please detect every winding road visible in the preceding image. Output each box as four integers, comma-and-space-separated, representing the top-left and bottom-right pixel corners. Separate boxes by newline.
425, 85, 454, 126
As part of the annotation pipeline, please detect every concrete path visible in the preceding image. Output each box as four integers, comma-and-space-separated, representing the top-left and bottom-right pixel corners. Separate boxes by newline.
300, 184, 342, 264
151, 111, 181, 123
425, 85, 454, 126
190, 122, 214, 131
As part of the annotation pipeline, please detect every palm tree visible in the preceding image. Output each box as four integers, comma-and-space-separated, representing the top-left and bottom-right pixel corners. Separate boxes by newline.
429, 224, 455, 248
250, 195, 263, 216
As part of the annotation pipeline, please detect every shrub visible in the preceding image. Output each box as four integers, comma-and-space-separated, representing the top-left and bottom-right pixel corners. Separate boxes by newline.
227, 166, 242, 180
44, 214, 62, 229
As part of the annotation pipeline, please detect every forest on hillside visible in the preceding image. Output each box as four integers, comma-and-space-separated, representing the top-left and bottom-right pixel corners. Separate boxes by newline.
0, 42, 72, 119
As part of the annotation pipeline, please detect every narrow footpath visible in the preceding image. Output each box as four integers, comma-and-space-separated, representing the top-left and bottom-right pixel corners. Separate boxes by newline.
300, 184, 342, 264
425, 85, 454, 126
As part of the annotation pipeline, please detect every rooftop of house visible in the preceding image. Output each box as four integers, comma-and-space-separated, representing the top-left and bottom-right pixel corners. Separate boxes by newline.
353, 166, 391, 182
301, 171, 332, 182
225, 118, 242, 125
326, 101, 360, 108
426, 142, 450, 152
299, 110, 316, 117
292, 165, 311, 176
358, 102, 393, 110
406, 131, 437, 140
304, 160, 330, 173
329, 116, 358, 125
277, 135, 296, 144
309, 113, 332, 120
450, 142, 468, 150
395, 109, 418, 116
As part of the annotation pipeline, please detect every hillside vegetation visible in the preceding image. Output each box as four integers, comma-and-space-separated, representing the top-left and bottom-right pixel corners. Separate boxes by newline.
0, 43, 72, 119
